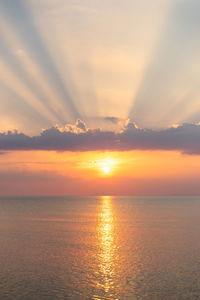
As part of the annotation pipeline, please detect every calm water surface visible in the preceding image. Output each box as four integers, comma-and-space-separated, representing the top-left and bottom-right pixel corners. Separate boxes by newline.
0, 196, 200, 299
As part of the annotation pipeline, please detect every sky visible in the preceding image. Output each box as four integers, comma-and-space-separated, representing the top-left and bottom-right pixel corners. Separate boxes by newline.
1, 0, 200, 195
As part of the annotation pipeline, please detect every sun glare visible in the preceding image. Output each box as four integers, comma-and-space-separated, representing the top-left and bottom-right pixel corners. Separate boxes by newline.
86, 155, 120, 176
99, 158, 115, 175
103, 166, 111, 174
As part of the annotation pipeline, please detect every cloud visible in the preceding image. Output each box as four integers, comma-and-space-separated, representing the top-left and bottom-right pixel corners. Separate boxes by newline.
75, 119, 87, 131
1, 120, 200, 154
103, 116, 123, 124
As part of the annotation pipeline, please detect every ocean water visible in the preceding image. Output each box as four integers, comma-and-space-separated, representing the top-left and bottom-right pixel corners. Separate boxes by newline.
0, 196, 200, 299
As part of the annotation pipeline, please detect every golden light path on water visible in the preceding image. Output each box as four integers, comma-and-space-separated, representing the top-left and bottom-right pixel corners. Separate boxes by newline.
94, 196, 119, 299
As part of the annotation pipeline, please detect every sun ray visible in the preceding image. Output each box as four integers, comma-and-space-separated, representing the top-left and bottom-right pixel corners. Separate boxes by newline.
0, 0, 81, 122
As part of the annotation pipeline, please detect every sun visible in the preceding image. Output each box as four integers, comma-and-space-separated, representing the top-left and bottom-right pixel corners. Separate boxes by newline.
103, 166, 111, 174
93, 156, 117, 176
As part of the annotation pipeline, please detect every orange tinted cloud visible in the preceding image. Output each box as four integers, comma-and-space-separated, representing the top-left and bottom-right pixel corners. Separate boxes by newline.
1, 122, 200, 155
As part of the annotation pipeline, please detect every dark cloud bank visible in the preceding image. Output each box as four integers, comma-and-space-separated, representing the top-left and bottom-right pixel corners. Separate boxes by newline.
1, 121, 200, 155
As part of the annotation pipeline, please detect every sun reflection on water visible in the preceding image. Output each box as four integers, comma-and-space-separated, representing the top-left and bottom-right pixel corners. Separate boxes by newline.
95, 195, 118, 299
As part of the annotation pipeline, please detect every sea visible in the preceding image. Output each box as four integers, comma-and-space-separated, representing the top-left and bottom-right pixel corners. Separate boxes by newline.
0, 196, 200, 299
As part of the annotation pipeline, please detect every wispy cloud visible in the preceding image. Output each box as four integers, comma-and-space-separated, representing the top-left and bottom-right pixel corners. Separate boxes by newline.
1, 121, 200, 155
103, 116, 124, 124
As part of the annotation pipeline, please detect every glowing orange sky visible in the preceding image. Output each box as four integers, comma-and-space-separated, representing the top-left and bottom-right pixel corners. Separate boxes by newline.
1, 150, 200, 196
0, 1, 200, 195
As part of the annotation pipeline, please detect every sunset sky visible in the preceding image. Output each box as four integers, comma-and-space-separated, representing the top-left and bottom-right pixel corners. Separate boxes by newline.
1, 0, 200, 195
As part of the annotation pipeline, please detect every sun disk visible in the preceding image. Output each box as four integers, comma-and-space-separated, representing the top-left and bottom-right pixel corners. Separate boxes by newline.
103, 166, 111, 174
